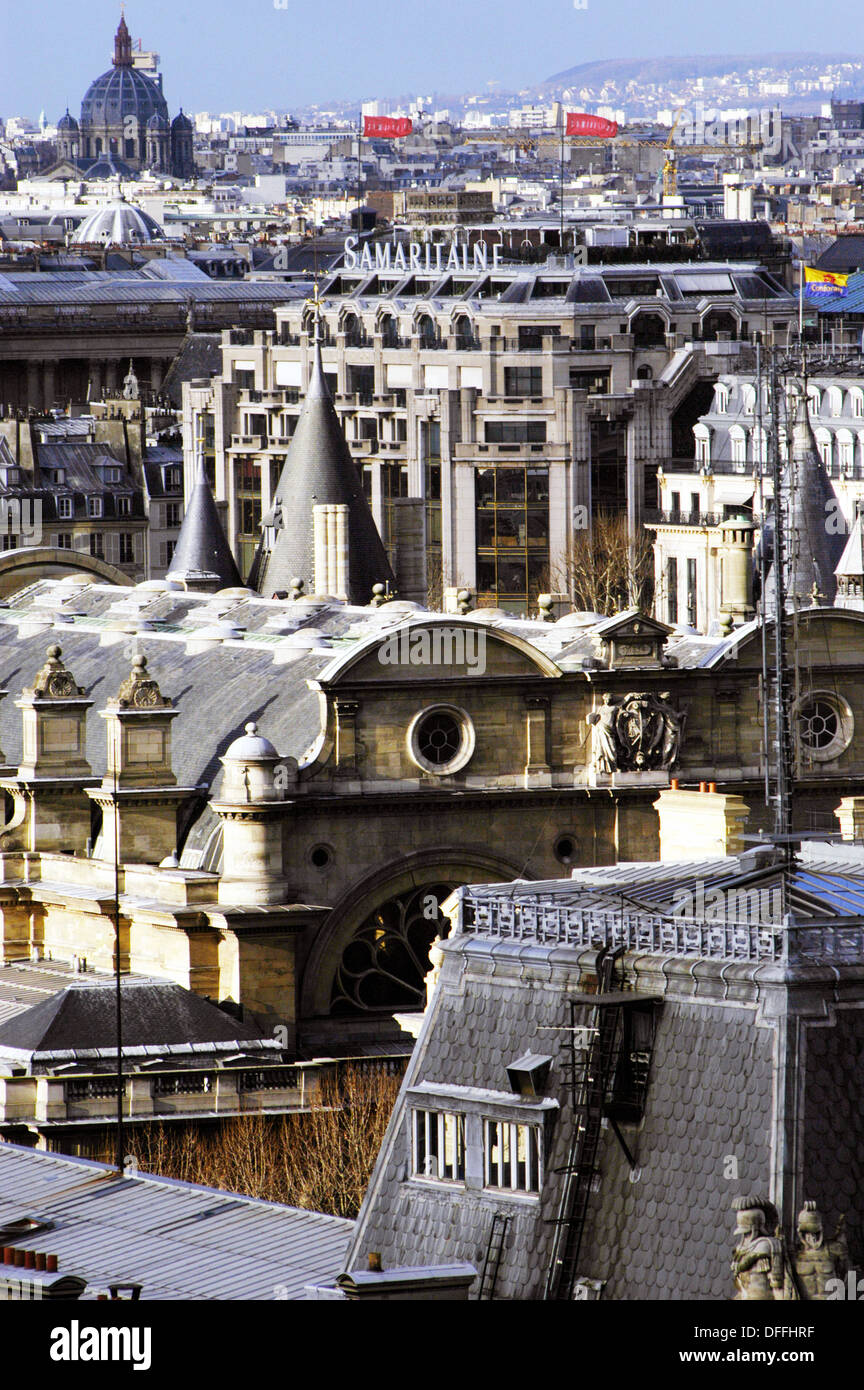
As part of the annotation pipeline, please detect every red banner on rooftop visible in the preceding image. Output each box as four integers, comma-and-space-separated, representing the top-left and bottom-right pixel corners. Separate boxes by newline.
363, 116, 413, 138
565, 112, 618, 138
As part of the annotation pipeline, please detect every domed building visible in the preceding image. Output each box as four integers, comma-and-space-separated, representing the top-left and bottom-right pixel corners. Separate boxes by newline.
59, 15, 193, 179
71, 194, 165, 246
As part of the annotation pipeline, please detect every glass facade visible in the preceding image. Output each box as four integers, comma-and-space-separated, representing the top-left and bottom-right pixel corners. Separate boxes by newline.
235, 456, 261, 580
475, 464, 549, 608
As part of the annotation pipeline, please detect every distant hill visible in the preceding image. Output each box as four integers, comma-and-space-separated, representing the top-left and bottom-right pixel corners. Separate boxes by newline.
542, 52, 862, 89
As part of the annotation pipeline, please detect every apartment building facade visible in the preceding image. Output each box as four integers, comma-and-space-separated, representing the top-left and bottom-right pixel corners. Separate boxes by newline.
182, 251, 796, 608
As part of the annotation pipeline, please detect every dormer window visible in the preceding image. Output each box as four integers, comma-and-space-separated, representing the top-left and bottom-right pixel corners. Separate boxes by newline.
57, 497, 73, 520
87, 496, 103, 518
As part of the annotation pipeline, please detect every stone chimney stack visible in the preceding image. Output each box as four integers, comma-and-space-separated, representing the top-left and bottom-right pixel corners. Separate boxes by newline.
313, 502, 350, 599
211, 721, 296, 905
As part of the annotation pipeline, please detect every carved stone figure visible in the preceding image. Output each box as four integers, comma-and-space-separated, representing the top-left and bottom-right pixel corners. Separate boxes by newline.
792, 1202, 847, 1299
731, 1196, 788, 1300
587, 693, 619, 773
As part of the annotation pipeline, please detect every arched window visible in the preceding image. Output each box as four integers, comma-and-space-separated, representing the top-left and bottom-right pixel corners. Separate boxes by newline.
808, 388, 822, 417
837, 428, 855, 473
416, 314, 438, 348
693, 424, 711, 464
714, 383, 730, 413
851, 390, 864, 420
815, 427, 833, 470
729, 425, 747, 470
741, 384, 756, 415
379, 313, 400, 347
453, 314, 475, 349
829, 386, 844, 417
330, 882, 457, 1015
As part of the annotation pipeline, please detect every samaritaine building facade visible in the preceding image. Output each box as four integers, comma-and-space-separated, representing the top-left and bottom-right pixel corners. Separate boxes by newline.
182, 253, 796, 603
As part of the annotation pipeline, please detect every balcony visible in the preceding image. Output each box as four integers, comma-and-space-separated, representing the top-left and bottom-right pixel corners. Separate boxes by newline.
644, 508, 722, 528
229, 433, 265, 450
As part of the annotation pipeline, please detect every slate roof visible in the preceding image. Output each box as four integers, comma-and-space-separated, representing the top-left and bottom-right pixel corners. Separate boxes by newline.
167, 458, 243, 589
0, 981, 264, 1062
764, 389, 845, 607
160, 333, 223, 406
0, 1142, 353, 1300
345, 842, 864, 1299
252, 338, 396, 604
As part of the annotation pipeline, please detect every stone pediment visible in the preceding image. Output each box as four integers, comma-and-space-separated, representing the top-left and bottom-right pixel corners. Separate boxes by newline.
591, 608, 673, 670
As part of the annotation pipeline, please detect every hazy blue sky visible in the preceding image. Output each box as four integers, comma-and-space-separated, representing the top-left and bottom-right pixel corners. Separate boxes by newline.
4, 0, 864, 117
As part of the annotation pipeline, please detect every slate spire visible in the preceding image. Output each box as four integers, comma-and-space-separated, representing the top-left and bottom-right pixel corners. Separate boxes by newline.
167, 456, 243, 592
764, 385, 845, 610
250, 299, 396, 604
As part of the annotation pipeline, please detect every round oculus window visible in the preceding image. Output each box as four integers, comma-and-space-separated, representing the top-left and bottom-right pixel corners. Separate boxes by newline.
795, 692, 853, 763
407, 705, 475, 776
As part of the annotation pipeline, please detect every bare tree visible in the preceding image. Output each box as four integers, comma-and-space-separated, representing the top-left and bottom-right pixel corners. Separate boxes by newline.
553, 510, 654, 616
80, 1064, 402, 1220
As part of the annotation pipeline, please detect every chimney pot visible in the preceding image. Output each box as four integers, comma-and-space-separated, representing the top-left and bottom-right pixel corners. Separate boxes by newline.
699, 781, 707, 793
708, 781, 717, 793
24, 1250, 35, 1268
368, 1251, 382, 1272
45, 1253, 58, 1273
34, 1251, 46, 1271
13, 1248, 25, 1266
670, 777, 679, 790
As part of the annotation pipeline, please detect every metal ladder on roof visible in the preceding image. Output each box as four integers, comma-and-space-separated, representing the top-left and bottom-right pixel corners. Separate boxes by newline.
477, 1212, 510, 1300
543, 948, 624, 1302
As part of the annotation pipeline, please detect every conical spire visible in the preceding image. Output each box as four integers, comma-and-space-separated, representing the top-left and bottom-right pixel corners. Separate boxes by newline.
764, 385, 845, 610
836, 503, 864, 609
167, 457, 243, 592
251, 316, 396, 604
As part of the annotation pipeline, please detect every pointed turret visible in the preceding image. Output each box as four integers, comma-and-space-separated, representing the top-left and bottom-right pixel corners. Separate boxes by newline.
250, 321, 396, 604
113, 13, 133, 68
763, 385, 845, 610
167, 457, 243, 592
836, 503, 864, 610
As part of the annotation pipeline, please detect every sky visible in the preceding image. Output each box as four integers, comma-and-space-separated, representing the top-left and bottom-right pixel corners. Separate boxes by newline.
3, 0, 864, 118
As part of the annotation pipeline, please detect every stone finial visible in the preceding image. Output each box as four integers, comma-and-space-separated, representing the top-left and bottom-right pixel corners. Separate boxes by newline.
113, 654, 171, 710
290, 576, 306, 601
456, 588, 473, 615
28, 645, 85, 700
370, 582, 387, 608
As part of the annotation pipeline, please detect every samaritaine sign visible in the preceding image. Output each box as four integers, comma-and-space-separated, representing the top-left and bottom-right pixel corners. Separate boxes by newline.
343, 235, 504, 272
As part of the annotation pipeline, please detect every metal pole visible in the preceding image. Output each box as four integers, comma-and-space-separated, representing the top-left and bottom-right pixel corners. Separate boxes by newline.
769, 350, 792, 845
113, 751, 124, 1171
560, 119, 565, 251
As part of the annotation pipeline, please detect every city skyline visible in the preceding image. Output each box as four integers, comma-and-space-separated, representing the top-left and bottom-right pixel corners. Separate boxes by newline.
4, 0, 864, 118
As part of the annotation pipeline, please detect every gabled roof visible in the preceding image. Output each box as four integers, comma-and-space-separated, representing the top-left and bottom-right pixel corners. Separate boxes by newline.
167, 457, 243, 589
251, 338, 395, 605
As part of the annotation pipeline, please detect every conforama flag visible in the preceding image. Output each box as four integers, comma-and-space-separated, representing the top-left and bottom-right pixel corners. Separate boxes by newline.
363, 115, 413, 138
565, 112, 618, 138
804, 266, 849, 298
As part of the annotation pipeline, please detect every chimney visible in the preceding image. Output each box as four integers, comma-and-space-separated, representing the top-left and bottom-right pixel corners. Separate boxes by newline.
654, 787, 749, 861
313, 503, 350, 600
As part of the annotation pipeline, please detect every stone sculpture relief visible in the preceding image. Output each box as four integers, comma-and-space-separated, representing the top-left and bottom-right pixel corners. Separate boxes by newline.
587, 690, 684, 774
